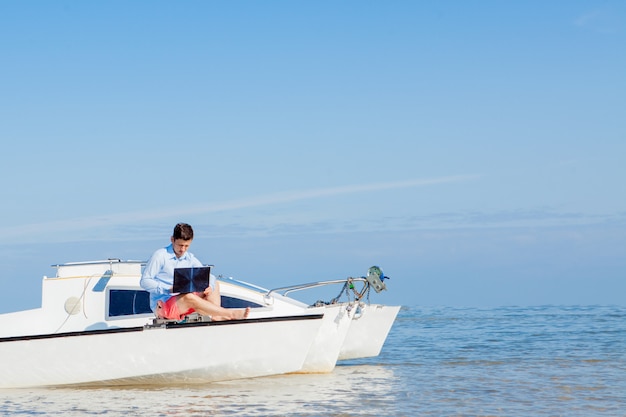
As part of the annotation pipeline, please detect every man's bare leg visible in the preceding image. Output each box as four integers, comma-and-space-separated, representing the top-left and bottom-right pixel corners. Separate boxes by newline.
177, 293, 250, 320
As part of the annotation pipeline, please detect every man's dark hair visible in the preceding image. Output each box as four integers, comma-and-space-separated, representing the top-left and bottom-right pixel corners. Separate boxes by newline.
173, 223, 194, 241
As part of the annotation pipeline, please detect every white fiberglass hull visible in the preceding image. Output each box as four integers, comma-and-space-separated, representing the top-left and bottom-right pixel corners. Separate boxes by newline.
338, 304, 401, 361
297, 304, 354, 373
0, 315, 323, 389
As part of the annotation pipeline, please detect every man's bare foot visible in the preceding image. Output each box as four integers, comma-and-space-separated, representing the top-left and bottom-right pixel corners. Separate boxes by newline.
232, 307, 250, 320
213, 307, 250, 321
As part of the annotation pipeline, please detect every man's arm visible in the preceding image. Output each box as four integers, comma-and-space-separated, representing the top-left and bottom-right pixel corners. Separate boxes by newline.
140, 252, 170, 296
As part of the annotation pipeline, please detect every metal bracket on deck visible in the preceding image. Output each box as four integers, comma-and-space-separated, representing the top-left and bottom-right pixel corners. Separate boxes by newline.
145, 313, 212, 329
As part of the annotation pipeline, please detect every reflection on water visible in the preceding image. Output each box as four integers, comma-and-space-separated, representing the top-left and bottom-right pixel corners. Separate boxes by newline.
0, 365, 397, 416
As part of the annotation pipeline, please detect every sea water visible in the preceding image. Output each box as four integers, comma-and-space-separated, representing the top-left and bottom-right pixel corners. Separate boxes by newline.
1, 305, 624, 416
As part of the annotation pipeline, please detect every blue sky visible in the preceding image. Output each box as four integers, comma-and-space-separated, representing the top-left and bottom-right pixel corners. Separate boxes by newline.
0, 1, 624, 313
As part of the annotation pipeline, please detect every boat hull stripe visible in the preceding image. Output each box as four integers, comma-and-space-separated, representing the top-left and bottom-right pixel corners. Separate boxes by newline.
0, 314, 324, 343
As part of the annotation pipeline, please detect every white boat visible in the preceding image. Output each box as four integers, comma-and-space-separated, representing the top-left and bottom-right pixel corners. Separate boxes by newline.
250, 274, 401, 371
0, 259, 399, 388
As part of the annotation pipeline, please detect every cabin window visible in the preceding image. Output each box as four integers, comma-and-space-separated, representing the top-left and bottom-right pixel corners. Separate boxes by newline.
220, 295, 263, 309
108, 289, 152, 317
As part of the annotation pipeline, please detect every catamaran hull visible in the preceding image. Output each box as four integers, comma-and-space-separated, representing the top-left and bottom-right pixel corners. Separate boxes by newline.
297, 304, 353, 373
338, 304, 401, 361
0, 315, 323, 389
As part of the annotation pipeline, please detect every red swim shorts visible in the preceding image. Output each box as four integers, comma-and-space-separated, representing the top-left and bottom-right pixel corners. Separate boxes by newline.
156, 296, 195, 320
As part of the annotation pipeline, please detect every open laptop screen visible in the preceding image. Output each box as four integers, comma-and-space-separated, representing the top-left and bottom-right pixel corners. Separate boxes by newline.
172, 266, 212, 294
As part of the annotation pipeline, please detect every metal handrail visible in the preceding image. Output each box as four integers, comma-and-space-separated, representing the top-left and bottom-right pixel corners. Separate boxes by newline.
266, 277, 367, 297
52, 258, 146, 268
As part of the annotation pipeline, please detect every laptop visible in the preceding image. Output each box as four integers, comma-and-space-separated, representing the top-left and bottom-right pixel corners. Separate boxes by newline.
172, 266, 212, 294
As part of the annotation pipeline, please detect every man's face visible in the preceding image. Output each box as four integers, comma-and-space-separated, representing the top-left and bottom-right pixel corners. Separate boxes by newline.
171, 238, 192, 258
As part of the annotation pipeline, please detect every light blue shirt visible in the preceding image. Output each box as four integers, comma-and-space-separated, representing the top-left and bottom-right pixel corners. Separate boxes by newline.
140, 243, 213, 312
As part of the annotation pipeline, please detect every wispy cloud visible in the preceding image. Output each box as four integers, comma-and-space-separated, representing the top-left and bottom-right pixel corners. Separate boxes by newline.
573, 8, 621, 33
0, 175, 480, 243
574, 10, 603, 27
181, 175, 479, 215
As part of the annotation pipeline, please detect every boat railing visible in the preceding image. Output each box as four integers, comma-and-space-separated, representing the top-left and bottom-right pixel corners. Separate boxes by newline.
265, 277, 382, 306
266, 278, 368, 298
266, 267, 388, 305
51, 259, 146, 268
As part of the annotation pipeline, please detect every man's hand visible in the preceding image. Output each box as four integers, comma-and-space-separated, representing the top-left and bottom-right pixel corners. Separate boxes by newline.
202, 286, 213, 299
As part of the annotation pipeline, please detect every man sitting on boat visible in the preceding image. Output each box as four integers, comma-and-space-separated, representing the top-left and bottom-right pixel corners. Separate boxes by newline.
140, 223, 250, 321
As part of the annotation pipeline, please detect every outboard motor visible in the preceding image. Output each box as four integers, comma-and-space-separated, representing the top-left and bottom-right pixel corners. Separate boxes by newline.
365, 266, 388, 293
